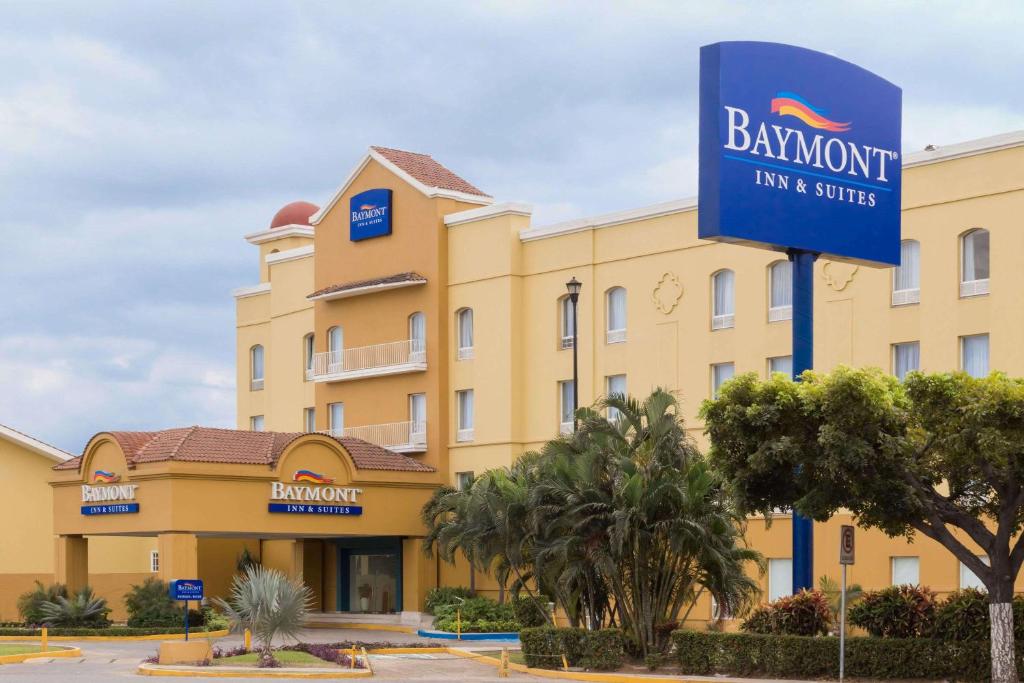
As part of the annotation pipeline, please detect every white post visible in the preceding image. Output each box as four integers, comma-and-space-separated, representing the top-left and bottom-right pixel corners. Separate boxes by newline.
839, 563, 847, 682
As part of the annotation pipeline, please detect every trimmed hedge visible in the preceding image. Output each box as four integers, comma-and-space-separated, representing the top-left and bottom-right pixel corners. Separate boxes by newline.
520, 627, 624, 671
0, 625, 224, 637
672, 629, 1017, 681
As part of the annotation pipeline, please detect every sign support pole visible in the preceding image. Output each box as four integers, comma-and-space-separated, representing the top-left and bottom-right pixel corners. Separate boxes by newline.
790, 249, 817, 594
840, 562, 847, 681
184, 599, 189, 642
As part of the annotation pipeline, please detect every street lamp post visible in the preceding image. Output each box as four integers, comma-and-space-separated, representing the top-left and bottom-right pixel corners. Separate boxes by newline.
566, 277, 582, 431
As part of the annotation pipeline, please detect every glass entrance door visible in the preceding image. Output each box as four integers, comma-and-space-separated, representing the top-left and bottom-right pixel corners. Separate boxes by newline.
349, 553, 399, 613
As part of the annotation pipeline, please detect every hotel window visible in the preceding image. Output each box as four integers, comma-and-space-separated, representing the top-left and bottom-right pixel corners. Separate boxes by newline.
892, 342, 920, 380
960, 228, 990, 297
559, 380, 575, 434
959, 555, 989, 590
303, 333, 314, 380
456, 390, 474, 442
891, 556, 919, 586
559, 296, 575, 349
457, 308, 474, 360
606, 374, 626, 421
250, 345, 264, 391
250, 415, 264, 432
712, 269, 735, 330
768, 261, 792, 322
605, 287, 627, 344
768, 558, 793, 603
892, 239, 921, 305
710, 595, 733, 621
409, 393, 426, 445
456, 471, 475, 491
711, 362, 735, 398
327, 326, 343, 373
961, 334, 989, 378
768, 355, 793, 377
303, 407, 316, 432
409, 312, 426, 359
150, 550, 159, 573
329, 402, 344, 435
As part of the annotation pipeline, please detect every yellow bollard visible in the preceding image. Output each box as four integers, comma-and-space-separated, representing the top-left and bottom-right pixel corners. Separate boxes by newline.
40, 627, 48, 652
243, 628, 251, 652
456, 608, 462, 640
499, 648, 509, 677
551, 607, 558, 627
561, 654, 569, 671
350, 644, 356, 669
361, 647, 374, 675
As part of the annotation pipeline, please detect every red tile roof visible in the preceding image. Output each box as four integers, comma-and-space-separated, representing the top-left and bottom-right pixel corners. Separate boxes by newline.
371, 146, 490, 198
53, 427, 434, 473
308, 272, 426, 300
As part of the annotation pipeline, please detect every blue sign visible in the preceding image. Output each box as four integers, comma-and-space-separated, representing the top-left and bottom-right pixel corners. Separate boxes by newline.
268, 503, 362, 516
169, 579, 204, 601
350, 188, 392, 241
81, 503, 139, 516
698, 42, 902, 266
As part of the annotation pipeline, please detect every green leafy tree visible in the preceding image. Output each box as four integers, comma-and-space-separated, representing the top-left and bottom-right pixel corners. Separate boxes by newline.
214, 565, 311, 663
702, 368, 1024, 683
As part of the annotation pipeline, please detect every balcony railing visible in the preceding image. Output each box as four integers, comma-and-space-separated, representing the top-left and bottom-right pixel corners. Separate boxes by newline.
310, 339, 426, 382
960, 278, 989, 298
458, 346, 474, 360
711, 313, 735, 330
332, 421, 426, 454
768, 305, 792, 322
250, 378, 264, 391
892, 288, 921, 306
606, 328, 626, 344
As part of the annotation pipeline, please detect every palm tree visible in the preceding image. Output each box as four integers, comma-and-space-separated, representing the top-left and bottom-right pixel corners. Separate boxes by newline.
214, 565, 312, 662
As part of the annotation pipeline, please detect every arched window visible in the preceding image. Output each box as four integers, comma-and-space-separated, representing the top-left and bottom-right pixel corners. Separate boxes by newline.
409, 312, 426, 361
893, 240, 921, 305
961, 229, 990, 297
250, 345, 264, 391
605, 287, 627, 343
712, 270, 735, 330
327, 326, 343, 373
768, 261, 792, 322
559, 296, 575, 349
457, 308, 474, 360
303, 333, 314, 380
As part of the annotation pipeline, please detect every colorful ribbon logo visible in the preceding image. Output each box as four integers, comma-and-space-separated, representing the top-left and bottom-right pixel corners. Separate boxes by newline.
770, 91, 851, 132
293, 469, 334, 484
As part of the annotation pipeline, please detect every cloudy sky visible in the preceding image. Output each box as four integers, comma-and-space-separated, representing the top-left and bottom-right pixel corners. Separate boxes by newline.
1, 1, 1022, 453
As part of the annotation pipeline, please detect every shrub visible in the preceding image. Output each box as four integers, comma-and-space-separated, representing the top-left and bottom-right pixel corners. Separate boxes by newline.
847, 585, 937, 638
433, 596, 518, 632
739, 590, 830, 636
424, 586, 475, 615
125, 577, 202, 628
214, 565, 312, 659
17, 582, 68, 625
520, 627, 624, 671
38, 586, 110, 628
511, 595, 550, 628
281, 642, 363, 667
672, 629, 999, 681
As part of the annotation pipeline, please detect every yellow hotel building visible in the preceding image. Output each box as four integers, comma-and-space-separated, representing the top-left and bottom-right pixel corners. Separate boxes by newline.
33, 130, 1024, 626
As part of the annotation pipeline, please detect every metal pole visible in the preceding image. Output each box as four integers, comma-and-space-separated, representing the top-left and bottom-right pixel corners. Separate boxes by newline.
571, 297, 579, 431
790, 249, 817, 593
840, 563, 847, 682
184, 599, 189, 642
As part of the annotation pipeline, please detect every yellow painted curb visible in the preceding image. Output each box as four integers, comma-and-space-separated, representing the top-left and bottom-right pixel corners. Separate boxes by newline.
447, 647, 695, 683
365, 647, 450, 654
304, 622, 415, 633
0, 629, 229, 642
0, 646, 81, 664
137, 662, 373, 678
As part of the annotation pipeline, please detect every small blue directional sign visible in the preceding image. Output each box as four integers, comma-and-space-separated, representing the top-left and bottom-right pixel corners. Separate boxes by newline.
169, 579, 204, 601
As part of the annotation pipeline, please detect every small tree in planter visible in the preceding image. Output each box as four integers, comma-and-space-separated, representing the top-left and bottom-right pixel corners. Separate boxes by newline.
215, 565, 311, 666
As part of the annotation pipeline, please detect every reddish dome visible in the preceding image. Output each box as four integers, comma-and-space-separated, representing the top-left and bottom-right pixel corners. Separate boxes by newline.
269, 201, 319, 229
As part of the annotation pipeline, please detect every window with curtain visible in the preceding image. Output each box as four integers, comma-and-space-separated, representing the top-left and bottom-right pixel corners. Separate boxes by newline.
712, 270, 735, 329
769, 261, 792, 321
329, 402, 344, 434
892, 557, 920, 585
456, 471, 475, 491
560, 296, 575, 348
409, 312, 426, 358
606, 287, 627, 343
960, 556, 989, 590
250, 415, 264, 431
892, 341, 920, 380
893, 240, 921, 305
250, 345, 264, 390
559, 380, 575, 432
303, 333, 314, 379
768, 356, 793, 377
457, 308, 474, 359
961, 229, 990, 297
961, 334, 989, 378
303, 407, 315, 432
768, 558, 793, 602
712, 362, 735, 398
327, 326, 343, 372
409, 393, 426, 441
606, 374, 626, 421
457, 390, 474, 441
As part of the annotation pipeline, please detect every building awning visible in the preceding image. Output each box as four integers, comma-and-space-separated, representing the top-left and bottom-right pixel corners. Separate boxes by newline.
308, 272, 427, 302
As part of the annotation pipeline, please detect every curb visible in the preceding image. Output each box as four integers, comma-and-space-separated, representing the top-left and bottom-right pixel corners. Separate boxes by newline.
137, 662, 373, 678
0, 629, 229, 642
0, 646, 82, 664
446, 648, 695, 683
304, 623, 416, 634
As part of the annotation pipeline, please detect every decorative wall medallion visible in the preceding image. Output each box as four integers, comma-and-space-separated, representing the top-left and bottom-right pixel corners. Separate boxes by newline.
822, 261, 859, 292
652, 272, 684, 314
